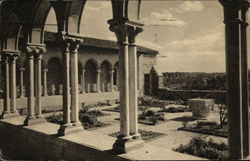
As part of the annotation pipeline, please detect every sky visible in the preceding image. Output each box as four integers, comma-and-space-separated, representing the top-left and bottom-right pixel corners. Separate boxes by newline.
45, 0, 250, 73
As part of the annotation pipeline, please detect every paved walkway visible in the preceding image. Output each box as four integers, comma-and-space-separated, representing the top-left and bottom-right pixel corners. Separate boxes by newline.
92, 106, 227, 155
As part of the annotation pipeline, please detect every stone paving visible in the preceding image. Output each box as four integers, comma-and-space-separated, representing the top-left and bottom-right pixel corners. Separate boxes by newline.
92, 105, 227, 156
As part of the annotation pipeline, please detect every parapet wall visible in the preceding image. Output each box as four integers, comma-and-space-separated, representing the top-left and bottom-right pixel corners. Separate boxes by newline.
0, 119, 128, 161
157, 88, 227, 104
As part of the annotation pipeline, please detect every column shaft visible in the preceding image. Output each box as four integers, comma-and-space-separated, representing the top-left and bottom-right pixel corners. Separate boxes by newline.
241, 6, 249, 158
110, 70, 114, 92
28, 54, 35, 118
81, 69, 85, 93
4, 57, 10, 114
97, 70, 101, 93
129, 43, 138, 136
35, 55, 42, 117
43, 69, 48, 96
119, 42, 130, 138
62, 43, 71, 125
20, 68, 25, 98
70, 47, 79, 124
10, 57, 17, 113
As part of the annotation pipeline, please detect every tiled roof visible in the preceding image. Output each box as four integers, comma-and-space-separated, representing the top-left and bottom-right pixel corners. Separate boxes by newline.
44, 31, 159, 55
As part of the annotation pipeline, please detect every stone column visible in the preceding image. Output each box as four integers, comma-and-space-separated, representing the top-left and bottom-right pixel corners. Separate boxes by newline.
43, 69, 48, 96
1, 54, 10, 118
108, 20, 144, 153
58, 33, 84, 136
70, 40, 80, 126
35, 53, 43, 118
240, 2, 249, 159
128, 26, 142, 138
220, 0, 249, 159
27, 52, 35, 120
19, 68, 25, 98
97, 69, 101, 93
24, 43, 46, 126
81, 69, 85, 93
10, 54, 20, 115
110, 69, 114, 92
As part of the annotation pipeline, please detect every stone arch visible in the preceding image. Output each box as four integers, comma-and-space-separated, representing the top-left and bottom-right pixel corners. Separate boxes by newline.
27, 0, 52, 44
47, 57, 63, 95
85, 59, 98, 93
1, 12, 22, 51
113, 62, 119, 90
100, 60, 112, 92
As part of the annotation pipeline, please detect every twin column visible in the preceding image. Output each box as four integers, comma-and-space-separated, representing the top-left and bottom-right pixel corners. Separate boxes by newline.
109, 22, 144, 152
24, 43, 46, 125
58, 33, 83, 136
1, 51, 20, 119
220, 0, 249, 159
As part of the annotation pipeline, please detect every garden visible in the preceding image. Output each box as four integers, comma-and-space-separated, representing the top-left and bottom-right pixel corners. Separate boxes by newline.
46, 106, 110, 130
44, 95, 229, 160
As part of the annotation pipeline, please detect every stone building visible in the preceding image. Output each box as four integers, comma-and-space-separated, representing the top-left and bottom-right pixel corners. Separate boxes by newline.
0, 31, 158, 111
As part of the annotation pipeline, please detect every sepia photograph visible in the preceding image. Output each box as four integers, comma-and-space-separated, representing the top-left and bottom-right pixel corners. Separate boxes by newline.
0, 0, 249, 160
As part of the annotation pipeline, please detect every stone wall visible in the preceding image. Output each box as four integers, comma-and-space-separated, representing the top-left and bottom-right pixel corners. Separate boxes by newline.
157, 88, 227, 104
0, 120, 129, 161
0, 92, 119, 114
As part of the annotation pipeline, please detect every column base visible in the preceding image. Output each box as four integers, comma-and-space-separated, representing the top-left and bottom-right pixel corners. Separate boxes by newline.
0, 111, 20, 119
58, 123, 84, 136
23, 116, 46, 126
112, 136, 144, 154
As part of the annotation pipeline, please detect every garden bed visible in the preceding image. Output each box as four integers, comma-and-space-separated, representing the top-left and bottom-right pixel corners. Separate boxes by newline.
158, 105, 191, 113
178, 122, 227, 138
109, 130, 165, 142
174, 137, 228, 160
45, 113, 109, 130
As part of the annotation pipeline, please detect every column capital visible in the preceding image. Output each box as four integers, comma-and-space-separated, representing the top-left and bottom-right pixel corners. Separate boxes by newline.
20, 68, 25, 72
43, 68, 48, 72
58, 31, 83, 53
26, 43, 46, 56
1, 50, 20, 63
97, 69, 101, 73
108, 19, 143, 45
109, 69, 115, 74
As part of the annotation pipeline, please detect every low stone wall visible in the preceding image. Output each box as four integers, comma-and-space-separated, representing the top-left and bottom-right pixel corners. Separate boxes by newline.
0, 92, 119, 114
157, 88, 227, 104
0, 120, 128, 161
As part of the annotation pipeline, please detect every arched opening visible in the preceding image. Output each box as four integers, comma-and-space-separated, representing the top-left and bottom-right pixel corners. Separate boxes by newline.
113, 62, 119, 91
47, 57, 63, 95
85, 60, 98, 93
100, 61, 112, 92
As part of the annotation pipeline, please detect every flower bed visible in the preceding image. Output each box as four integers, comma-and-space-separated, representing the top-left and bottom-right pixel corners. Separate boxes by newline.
109, 130, 165, 141
158, 106, 191, 113
174, 137, 228, 160
178, 121, 227, 138
45, 113, 109, 130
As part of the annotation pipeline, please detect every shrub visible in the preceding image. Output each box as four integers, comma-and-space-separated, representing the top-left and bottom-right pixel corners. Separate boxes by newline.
197, 121, 218, 127
149, 116, 158, 125
86, 110, 108, 117
174, 137, 228, 160
144, 110, 156, 117
79, 113, 107, 129
46, 113, 63, 125
218, 104, 227, 128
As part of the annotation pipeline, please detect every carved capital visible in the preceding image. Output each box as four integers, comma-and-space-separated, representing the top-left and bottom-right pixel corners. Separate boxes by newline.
1, 50, 20, 63
59, 32, 83, 54
26, 43, 46, 56
108, 19, 143, 45
20, 68, 25, 72
43, 68, 48, 72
